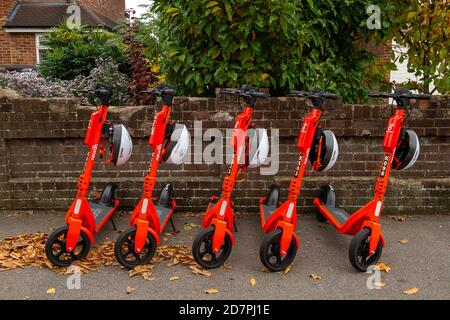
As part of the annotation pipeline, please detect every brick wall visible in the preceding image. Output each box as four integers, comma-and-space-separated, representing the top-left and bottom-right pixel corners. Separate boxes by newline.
0, 95, 449, 215
0, 0, 17, 66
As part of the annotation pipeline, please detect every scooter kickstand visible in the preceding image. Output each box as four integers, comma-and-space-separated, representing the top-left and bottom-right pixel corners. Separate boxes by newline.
110, 217, 117, 231
169, 217, 177, 232
233, 218, 238, 232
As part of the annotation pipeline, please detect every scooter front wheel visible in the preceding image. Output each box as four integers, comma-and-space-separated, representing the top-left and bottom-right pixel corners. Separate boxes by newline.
45, 226, 91, 267
114, 228, 157, 269
348, 228, 383, 272
192, 226, 232, 269
260, 228, 297, 272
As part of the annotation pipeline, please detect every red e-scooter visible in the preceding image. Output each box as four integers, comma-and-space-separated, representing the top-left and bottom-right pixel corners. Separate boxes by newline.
314, 88, 431, 271
192, 85, 269, 269
46, 84, 133, 267
259, 88, 340, 271
115, 83, 190, 269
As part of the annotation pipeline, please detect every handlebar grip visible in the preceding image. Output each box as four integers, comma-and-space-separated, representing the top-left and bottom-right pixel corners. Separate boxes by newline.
368, 92, 390, 98
408, 93, 432, 100
251, 92, 267, 98
323, 93, 340, 99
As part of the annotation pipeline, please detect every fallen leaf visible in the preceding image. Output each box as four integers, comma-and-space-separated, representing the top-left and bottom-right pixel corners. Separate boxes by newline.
399, 239, 409, 244
403, 287, 420, 295
309, 274, 321, 280
46, 288, 56, 295
142, 272, 155, 281
389, 215, 406, 222
376, 262, 391, 273
169, 276, 179, 281
126, 286, 135, 294
189, 266, 212, 277
204, 288, 220, 294
284, 265, 292, 274
250, 277, 256, 286
183, 223, 201, 231
374, 282, 386, 287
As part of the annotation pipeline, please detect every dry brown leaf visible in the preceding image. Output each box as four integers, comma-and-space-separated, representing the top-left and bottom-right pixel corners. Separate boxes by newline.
374, 282, 386, 287
183, 223, 201, 231
284, 265, 292, 274
189, 265, 212, 277
169, 276, 179, 281
389, 215, 406, 222
309, 274, 321, 280
0, 233, 196, 275
403, 287, 420, 295
126, 286, 135, 294
46, 288, 56, 295
204, 288, 220, 294
376, 262, 391, 273
250, 277, 256, 286
399, 239, 409, 244
142, 272, 155, 281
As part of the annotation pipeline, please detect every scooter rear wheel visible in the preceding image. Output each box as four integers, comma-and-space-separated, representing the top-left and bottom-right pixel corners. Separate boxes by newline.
349, 228, 383, 272
114, 228, 157, 269
192, 226, 232, 269
260, 228, 297, 272
45, 226, 91, 267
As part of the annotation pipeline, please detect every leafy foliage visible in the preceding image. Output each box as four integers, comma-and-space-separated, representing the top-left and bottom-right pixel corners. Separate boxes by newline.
151, 0, 375, 101
371, 0, 450, 94
118, 10, 161, 105
1, 58, 129, 105
0, 71, 72, 98
38, 25, 128, 81
69, 58, 130, 105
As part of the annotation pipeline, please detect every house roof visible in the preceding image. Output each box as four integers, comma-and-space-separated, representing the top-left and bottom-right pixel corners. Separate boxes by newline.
5, 1, 118, 30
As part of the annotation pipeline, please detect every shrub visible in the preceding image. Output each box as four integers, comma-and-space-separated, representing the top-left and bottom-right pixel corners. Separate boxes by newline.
0, 71, 72, 98
69, 58, 130, 105
38, 25, 128, 81
0, 59, 129, 105
151, 0, 376, 101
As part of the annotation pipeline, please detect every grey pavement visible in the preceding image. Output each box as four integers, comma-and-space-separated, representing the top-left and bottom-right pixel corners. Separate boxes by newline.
0, 210, 449, 300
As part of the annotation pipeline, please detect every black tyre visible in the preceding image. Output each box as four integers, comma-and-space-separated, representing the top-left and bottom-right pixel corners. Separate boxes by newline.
349, 228, 383, 272
259, 228, 297, 272
192, 226, 232, 269
114, 228, 157, 269
315, 190, 328, 222
45, 226, 91, 267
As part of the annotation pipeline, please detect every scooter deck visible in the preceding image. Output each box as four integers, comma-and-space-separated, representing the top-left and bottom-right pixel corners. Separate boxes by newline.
155, 204, 172, 227
321, 201, 350, 225
90, 200, 115, 227
261, 203, 277, 225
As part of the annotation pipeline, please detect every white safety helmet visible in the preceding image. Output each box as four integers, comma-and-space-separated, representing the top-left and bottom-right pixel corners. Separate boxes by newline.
310, 129, 339, 172
246, 127, 269, 169
394, 129, 420, 170
111, 124, 133, 166
163, 123, 190, 165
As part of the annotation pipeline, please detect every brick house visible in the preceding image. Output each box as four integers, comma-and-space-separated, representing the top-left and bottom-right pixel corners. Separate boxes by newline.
0, 0, 126, 70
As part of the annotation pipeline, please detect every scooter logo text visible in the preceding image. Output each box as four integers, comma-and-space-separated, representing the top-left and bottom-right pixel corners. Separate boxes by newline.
380, 154, 390, 177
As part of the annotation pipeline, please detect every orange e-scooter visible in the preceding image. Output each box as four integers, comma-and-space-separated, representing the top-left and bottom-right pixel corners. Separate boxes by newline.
314, 88, 431, 271
192, 85, 268, 269
45, 84, 133, 267
259, 88, 340, 271
114, 83, 190, 269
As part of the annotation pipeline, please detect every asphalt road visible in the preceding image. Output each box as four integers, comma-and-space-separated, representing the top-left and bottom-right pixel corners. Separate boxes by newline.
0, 211, 449, 300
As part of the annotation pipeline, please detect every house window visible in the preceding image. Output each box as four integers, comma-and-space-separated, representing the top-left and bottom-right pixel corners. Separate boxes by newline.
35, 34, 49, 63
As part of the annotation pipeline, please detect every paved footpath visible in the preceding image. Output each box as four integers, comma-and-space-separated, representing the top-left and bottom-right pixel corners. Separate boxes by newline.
0, 211, 449, 300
